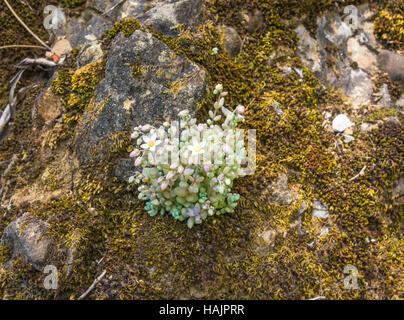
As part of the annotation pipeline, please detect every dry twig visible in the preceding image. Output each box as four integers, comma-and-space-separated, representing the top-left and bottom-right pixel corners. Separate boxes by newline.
3, 0, 52, 51
78, 270, 107, 300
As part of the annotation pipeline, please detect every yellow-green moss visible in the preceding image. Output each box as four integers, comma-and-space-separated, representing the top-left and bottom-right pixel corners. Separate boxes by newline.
363, 107, 400, 123
0, 244, 11, 263
62, 0, 86, 8
374, 4, 404, 50
104, 18, 141, 40
1, 0, 403, 301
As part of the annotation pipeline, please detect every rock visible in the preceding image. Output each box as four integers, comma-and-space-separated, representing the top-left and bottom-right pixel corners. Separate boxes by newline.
76, 41, 104, 69
114, 158, 137, 182
255, 228, 277, 256
89, 0, 110, 12
295, 25, 322, 73
344, 69, 373, 108
268, 46, 294, 65
320, 227, 329, 236
0, 213, 53, 271
317, 13, 353, 47
359, 22, 378, 49
52, 38, 72, 57
343, 134, 354, 144
396, 93, 404, 107
332, 114, 353, 133
347, 36, 377, 72
240, 9, 263, 34
312, 200, 329, 219
293, 67, 304, 78
392, 177, 404, 198
298, 201, 308, 215
117, 0, 154, 21
75, 30, 208, 166
295, 12, 378, 108
137, 0, 204, 37
377, 50, 404, 90
282, 66, 292, 77
218, 25, 242, 57
36, 87, 63, 123
258, 229, 276, 246
360, 122, 378, 133
66, 15, 112, 49
377, 84, 392, 108
268, 173, 298, 205
272, 101, 283, 117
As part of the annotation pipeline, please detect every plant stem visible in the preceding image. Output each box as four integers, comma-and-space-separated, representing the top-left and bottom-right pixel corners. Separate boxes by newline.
3, 0, 52, 51
0, 44, 48, 50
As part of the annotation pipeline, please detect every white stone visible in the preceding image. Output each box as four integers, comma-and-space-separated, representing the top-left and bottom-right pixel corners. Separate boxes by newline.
312, 200, 329, 219
332, 114, 353, 133
347, 37, 377, 71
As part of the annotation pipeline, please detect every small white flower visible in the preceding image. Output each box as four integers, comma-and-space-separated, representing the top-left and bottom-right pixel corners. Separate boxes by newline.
183, 168, 194, 176
141, 134, 161, 152
188, 140, 206, 157
213, 84, 223, 95
178, 110, 189, 118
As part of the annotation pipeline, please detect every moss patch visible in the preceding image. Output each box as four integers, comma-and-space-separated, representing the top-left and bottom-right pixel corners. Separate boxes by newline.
0, 0, 403, 300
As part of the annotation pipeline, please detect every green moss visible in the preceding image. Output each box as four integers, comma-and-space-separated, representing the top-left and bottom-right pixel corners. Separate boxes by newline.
0, 244, 11, 263
62, 0, 86, 8
131, 63, 145, 78
68, 61, 105, 111
374, 3, 404, 50
103, 18, 141, 41
362, 107, 400, 123
47, 59, 105, 149
1, 0, 403, 301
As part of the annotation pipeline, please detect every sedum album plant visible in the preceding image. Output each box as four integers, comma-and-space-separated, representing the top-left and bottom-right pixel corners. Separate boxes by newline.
128, 84, 248, 228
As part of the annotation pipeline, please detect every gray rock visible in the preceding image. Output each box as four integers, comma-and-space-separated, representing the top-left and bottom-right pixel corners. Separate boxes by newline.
75, 30, 208, 166
312, 200, 329, 219
137, 0, 204, 37
360, 122, 378, 133
343, 69, 373, 107
295, 11, 379, 108
116, 0, 155, 21
218, 25, 242, 57
89, 0, 110, 12
317, 13, 353, 47
1, 213, 53, 271
240, 9, 263, 34
76, 41, 104, 69
377, 84, 392, 108
268, 173, 298, 205
396, 93, 404, 107
114, 158, 137, 182
392, 177, 404, 198
295, 25, 322, 74
377, 50, 404, 90
347, 36, 377, 72
66, 15, 112, 49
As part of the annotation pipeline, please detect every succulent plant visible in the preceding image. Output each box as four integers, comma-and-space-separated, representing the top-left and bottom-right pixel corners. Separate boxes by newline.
128, 84, 247, 228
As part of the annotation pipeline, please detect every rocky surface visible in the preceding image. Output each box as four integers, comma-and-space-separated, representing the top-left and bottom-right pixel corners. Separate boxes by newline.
0, 0, 402, 301
137, 0, 204, 37
75, 29, 208, 166
218, 25, 242, 57
295, 5, 403, 109
63, 0, 204, 49
0, 213, 53, 271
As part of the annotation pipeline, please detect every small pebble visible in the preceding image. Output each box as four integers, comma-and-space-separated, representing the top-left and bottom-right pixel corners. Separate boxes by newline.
332, 114, 353, 133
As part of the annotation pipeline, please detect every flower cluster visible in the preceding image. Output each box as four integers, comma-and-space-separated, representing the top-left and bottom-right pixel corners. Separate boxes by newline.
128, 84, 247, 228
